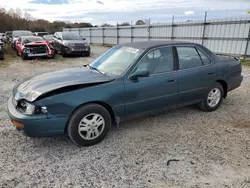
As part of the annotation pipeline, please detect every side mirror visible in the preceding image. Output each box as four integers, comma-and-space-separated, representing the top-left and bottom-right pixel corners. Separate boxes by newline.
82, 37, 86, 40
129, 69, 149, 80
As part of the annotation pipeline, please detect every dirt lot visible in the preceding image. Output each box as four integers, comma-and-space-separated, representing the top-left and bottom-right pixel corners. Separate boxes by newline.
0, 46, 250, 188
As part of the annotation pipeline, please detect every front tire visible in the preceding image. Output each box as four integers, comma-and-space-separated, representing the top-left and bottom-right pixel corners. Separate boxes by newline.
67, 104, 111, 146
61, 47, 67, 57
21, 52, 28, 60
85, 52, 90, 57
199, 82, 224, 112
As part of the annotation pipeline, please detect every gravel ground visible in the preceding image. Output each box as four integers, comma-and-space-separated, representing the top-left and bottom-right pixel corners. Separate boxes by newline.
0, 46, 250, 188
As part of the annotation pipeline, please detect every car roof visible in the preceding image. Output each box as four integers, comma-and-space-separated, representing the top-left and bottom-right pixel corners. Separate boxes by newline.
120, 40, 198, 50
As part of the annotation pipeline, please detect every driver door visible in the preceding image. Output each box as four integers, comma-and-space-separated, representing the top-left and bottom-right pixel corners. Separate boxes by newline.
124, 46, 179, 117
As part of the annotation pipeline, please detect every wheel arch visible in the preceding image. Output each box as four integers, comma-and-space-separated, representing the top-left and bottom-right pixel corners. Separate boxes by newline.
65, 101, 117, 133
215, 80, 228, 98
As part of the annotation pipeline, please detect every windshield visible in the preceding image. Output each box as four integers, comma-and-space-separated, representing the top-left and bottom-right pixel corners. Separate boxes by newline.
62, 33, 83, 40
37, 32, 48, 36
23, 37, 43, 43
44, 35, 53, 40
6, 32, 12, 36
13, 31, 33, 37
90, 46, 144, 76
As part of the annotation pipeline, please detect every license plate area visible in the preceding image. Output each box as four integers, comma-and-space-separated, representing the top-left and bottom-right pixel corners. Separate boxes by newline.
28, 53, 47, 57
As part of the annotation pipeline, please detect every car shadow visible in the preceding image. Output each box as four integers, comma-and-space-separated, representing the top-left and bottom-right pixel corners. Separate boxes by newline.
19, 105, 204, 150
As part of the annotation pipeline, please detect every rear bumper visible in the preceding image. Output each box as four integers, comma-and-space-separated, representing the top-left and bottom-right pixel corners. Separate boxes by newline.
7, 97, 67, 137
228, 75, 243, 92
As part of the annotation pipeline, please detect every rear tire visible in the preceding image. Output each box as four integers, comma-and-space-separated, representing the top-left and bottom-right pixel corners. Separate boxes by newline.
67, 104, 111, 146
199, 82, 224, 112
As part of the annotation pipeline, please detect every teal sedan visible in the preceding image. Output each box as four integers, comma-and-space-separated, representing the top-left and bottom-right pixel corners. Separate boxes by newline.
8, 41, 243, 146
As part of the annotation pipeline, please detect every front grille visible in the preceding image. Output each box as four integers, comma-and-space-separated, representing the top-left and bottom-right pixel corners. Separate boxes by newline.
74, 43, 85, 48
25, 45, 47, 54
31, 46, 47, 54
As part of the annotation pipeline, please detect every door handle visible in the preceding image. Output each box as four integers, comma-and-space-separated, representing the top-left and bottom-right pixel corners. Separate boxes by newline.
168, 79, 176, 82
208, 72, 214, 75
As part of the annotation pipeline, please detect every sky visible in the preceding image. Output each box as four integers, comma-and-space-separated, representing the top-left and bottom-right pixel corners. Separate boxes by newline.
0, 0, 250, 25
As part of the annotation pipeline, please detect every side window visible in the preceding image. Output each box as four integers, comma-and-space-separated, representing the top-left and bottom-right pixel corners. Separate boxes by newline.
54, 33, 58, 38
177, 47, 203, 70
147, 49, 161, 59
137, 47, 174, 74
197, 48, 211, 65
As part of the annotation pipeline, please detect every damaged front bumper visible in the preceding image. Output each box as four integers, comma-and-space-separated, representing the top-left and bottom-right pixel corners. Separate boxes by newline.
7, 97, 67, 137
23, 44, 55, 58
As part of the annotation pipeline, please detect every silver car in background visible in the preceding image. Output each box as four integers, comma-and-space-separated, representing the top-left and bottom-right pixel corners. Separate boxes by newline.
53, 32, 90, 57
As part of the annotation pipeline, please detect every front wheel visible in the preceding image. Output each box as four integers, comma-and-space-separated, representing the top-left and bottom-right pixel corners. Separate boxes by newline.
21, 52, 28, 60
67, 104, 111, 146
199, 82, 224, 112
61, 47, 67, 57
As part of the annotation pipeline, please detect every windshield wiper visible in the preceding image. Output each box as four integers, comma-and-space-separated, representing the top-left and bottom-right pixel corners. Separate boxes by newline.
87, 65, 106, 75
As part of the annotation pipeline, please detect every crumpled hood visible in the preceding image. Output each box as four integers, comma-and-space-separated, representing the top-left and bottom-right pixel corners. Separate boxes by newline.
13, 67, 115, 102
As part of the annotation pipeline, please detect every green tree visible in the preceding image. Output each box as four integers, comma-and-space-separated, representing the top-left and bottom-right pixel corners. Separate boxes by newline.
135, 20, 145, 25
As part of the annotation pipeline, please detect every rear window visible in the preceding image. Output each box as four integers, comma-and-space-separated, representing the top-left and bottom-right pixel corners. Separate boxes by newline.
43, 35, 53, 40
6, 31, 12, 36
13, 31, 33, 37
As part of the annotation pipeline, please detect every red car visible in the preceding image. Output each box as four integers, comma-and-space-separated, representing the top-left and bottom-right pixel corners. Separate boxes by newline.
16, 36, 55, 60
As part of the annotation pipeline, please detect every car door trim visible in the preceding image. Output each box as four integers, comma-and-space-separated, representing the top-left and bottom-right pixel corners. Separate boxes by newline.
125, 93, 177, 105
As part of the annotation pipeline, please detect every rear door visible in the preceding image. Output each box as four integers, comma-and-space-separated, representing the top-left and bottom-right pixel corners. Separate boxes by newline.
176, 45, 215, 105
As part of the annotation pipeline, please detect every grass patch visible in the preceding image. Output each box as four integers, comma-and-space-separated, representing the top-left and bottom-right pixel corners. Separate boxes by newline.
0, 43, 18, 67
4, 43, 15, 55
241, 59, 250, 66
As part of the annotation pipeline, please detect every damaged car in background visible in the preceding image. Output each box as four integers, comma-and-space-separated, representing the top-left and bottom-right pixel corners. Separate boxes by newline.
7, 41, 243, 146
53, 32, 90, 57
11, 30, 34, 51
16, 36, 55, 60
43, 34, 54, 45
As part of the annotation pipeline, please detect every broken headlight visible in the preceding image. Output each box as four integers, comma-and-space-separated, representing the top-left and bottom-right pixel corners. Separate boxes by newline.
18, 100, 47, 115
19, 100, 35, 115
23, 48, 30, 53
